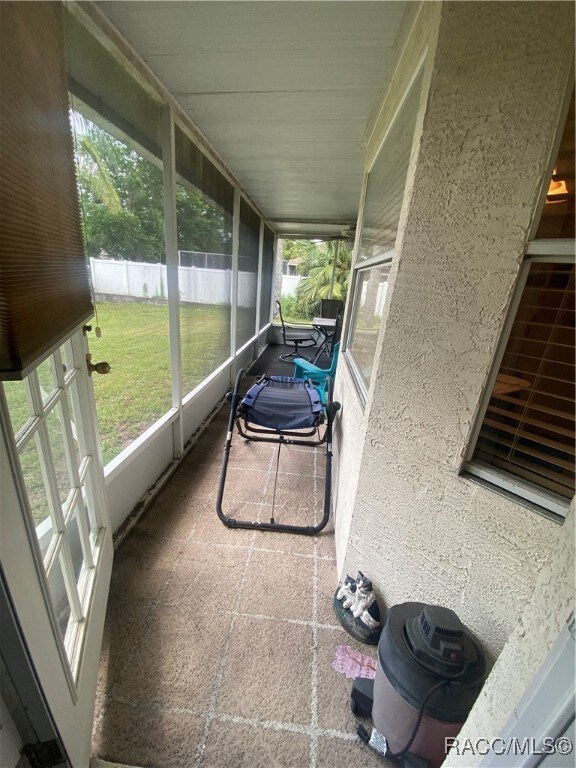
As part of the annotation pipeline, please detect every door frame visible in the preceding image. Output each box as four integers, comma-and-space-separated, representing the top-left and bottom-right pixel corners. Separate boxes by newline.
0, 325, 114, 767
0, 566, 69, 767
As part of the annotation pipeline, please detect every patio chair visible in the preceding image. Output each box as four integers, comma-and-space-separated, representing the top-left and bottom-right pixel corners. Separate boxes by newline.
293, 342, 340, 388
276, 300, 317, 362
320, 298, 344, 320
216, 370, 341, 535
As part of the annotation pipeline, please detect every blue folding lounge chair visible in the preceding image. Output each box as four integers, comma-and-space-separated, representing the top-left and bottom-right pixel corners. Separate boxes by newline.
216, 371, 340, 535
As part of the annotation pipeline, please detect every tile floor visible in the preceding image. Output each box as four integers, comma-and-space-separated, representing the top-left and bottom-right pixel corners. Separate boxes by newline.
92, 392, 393, 768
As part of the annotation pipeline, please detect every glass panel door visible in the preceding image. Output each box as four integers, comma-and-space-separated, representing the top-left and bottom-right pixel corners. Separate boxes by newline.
1, 326, 114, 767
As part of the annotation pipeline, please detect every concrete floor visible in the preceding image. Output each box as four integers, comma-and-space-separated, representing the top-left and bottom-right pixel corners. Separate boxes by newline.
92, 376, 391, 768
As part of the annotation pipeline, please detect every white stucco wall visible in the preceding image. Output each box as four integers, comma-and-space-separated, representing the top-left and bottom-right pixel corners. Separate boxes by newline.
335, 0, 574, 662
443, 503, 574, 766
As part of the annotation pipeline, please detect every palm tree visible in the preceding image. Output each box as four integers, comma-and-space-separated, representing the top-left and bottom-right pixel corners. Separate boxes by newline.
71, 111, 122, 212
296, 240, 352, 304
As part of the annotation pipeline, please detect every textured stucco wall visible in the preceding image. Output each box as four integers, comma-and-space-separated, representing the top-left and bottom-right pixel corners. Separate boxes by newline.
335, 0, 574, 661
333, 0, 442, 575
444, 504, 574, 767
332, 365, 366, 568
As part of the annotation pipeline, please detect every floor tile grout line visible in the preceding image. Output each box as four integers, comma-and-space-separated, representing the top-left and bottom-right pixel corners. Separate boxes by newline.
95, 424, 347, 764
191, 529, 257, 768
309, 451, 320, 768
229, 610, 342, 630
92, 540, 193, 740
192, 445, 277, 768
183, 538, 335, 561
105, 693, 360, 743
309, 542, 320, 768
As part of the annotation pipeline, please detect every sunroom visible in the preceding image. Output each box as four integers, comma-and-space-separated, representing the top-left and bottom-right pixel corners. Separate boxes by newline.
1, 2, 574, 768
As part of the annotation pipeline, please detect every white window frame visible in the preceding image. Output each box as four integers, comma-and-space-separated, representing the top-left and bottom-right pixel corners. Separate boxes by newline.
344, 61, 425, 405
0, 329, 109, 685
344, 258, 394, 406
463, 244, 575, 521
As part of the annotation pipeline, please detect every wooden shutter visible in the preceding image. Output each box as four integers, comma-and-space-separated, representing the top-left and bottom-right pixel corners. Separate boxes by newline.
473, 262, 575, 500
0, 1, 93, 380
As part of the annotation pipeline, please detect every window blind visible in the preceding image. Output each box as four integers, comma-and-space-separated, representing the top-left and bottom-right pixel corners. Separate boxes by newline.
473, 262, 575, 500
0, 1, 93, 380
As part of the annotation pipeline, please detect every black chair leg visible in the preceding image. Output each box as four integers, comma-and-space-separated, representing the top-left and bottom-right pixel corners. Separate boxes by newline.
279, 343, 311, 362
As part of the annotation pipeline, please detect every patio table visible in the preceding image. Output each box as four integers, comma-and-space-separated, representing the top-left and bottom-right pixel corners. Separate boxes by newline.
312, 316, 336, 364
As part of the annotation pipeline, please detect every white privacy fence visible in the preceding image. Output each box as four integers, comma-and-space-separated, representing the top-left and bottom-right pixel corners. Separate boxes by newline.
281, 274, 301, 297
90, 257, 300, 305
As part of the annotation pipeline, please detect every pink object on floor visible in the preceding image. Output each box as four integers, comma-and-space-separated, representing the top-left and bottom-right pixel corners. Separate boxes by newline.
332, 644, 377, 679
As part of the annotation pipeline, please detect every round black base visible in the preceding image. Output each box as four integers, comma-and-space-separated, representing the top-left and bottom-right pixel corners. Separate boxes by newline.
333, 591, 382, 645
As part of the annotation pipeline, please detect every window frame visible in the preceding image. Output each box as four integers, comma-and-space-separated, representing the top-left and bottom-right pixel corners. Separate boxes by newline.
344, 258, 394, 406
462, 246, 575, 521
344, 62, 425, 404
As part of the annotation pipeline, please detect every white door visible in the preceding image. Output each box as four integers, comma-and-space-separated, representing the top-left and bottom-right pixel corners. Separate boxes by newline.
0, 326, 113, 767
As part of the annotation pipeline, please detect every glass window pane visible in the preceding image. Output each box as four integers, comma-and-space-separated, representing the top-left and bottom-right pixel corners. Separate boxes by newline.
45, 403, 74, 507
18, 434, 54, 551
37, 357, 57, 402
348, 265, 391, 391
66, 511, 86, 589
3, 380, 32, 436
72, 110, 171, 465
237, 199, 259, 348
472, 262, 575, 500
61, 339, 75, 379
357, 72, 422, 262
64, 384, 83, 470
536, 91, 574, 239
81, 472, 99, 552
177, 181, 232, 395
48, 555, 71, 644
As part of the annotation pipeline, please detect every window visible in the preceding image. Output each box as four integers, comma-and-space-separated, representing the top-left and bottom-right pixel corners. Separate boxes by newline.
1, 332, 106, 675
346, 67, 423, 398
177, 180, 233, 393
464, 93, 575, 520
72, 112, 172, 465
237, 199, 260, 349
347, 264, 391, 390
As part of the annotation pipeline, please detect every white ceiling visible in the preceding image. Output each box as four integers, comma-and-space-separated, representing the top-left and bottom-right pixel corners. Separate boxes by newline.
97, 1, 408, 238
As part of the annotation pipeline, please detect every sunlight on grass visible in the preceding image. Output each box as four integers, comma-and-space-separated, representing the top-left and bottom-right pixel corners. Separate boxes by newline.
90, 301, 236, 464
3, 301, 246, 470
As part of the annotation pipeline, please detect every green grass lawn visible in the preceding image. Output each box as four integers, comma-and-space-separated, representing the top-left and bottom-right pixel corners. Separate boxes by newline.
90, 301, 236, 464
4, 300, 246, 499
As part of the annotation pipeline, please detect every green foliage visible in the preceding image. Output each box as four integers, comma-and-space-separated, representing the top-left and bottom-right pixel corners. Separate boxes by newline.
278, 294, 316, 322
176, 184, 232, 254
81, 203, 156, 260
72, 111, 229, 262
282, 239, 307, 262
295, 241, 352, 304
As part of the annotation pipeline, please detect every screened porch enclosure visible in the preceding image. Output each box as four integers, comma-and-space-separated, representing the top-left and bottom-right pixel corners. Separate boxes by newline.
58, 0, 405, 533
2, 3, 574, 767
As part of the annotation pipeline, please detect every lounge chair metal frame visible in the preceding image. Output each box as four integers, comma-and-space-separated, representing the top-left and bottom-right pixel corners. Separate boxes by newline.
216, 369, 340, 536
